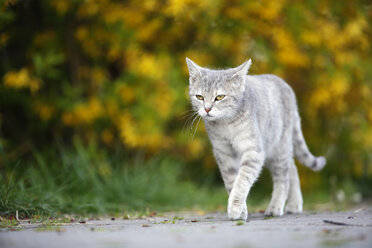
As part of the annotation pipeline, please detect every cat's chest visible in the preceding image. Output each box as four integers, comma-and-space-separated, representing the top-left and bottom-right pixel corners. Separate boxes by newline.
206, 121, 248, 145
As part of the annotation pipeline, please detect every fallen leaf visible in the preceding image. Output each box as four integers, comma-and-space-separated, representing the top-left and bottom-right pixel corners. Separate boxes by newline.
236, 220, 244, 226
322, 228, 331, 234
149, 211, 157, 217
142, 224, 150, 227
196, 210, 205, 216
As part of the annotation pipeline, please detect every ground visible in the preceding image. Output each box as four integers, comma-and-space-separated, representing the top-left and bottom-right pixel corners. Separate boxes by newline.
1, 207, 372, 248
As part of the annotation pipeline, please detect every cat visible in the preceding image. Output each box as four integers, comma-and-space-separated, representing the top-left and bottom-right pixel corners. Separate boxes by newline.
186, 57, 326, 220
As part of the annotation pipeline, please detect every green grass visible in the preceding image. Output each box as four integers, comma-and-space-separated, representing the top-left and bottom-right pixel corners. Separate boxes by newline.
0, 140, 359, 220
0, 141, 227, 218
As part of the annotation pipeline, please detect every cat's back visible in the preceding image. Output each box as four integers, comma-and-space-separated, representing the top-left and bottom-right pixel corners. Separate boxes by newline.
245, 74, 296, 108
244, 74, 298, 151
246, 74, 293, 93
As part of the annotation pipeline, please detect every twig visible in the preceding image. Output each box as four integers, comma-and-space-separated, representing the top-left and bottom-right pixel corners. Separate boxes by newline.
323, 219, 372, 227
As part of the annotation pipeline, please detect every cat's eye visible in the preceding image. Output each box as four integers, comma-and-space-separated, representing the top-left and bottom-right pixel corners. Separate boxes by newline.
215, 95, 225, 101
195, 95, 204, 100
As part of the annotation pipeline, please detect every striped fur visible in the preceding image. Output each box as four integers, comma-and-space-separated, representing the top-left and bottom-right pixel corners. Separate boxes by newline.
186, 58, 326, 220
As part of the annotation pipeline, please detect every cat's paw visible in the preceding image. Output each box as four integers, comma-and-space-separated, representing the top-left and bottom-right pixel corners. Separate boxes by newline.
264, 205, 284, 217
228, 206, 244, 220
240, 204, 248, 220
227, 197, 245, 220
285, 202, 303, 214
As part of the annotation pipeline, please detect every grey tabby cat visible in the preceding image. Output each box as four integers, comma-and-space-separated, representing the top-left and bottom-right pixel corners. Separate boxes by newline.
186, 58, 326, 220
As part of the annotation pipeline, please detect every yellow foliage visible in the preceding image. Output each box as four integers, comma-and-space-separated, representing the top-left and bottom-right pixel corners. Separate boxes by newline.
63, 98, 104, 126
187, 138, 203, 158
101, 129, 114, 145
105, 100, 120, 121
126, 50, 170, 81
2, 0, 18, 8
118, 84, 135, 104
164, 0, 210, 17
3, 68, 41, 93
153, 82, 174, 118
137, 19, 163, 43
310, 88, 331, 109
353, 159, 363, 177
33, 31, 55, 46
118, 113, 167, 151
368, 109, 372, 124
116, 6, 144, 27
62, 112, 74, 126
34, 102, 54, 121
50, 0, 70, 15
329, 74, 350, 97
77, 0, 106, 18
0, 33, 9, 47
2, 0, 372, 182
247, 0, 285, 21
363, 129, 372, 150
271, 28, 309, 68
301, 31, 322, 47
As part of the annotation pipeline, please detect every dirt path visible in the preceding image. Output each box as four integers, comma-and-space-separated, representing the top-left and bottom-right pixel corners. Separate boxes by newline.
1, 208, 372, 248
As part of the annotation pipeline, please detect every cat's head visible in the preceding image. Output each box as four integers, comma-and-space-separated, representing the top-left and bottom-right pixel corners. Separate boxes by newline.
186, 58, 251, 122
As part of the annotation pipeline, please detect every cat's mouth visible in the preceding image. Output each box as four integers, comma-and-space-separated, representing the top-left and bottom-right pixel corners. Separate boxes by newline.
204, 113, 216, 119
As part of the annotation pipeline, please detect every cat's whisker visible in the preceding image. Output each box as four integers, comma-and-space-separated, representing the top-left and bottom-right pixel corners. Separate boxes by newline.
182, 112, 199, 137
178, 110, 197, 120
192, 116, 202, 140
182, 111, 197, 128
185, 113, 201, 139
188, 113, 200, 137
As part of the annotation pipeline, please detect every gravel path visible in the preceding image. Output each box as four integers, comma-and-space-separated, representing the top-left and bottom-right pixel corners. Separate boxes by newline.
1, 208, 372, 248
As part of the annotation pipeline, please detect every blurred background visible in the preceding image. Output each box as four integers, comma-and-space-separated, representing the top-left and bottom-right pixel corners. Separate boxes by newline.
0, 0, 371, 217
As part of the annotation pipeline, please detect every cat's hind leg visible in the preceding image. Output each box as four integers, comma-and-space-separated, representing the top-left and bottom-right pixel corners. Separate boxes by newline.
265, 157, 290, 217
285, 160, 303, 214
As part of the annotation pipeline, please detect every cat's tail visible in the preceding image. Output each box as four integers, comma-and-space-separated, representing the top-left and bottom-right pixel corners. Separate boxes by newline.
292, 114, 326, 171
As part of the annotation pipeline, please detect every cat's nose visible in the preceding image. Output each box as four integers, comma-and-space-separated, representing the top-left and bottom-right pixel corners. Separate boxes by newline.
204, 107, 211, 113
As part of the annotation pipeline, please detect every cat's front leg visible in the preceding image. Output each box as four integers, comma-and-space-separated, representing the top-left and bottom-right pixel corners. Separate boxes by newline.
228, 149, 264, 220
213, 148, 247, 220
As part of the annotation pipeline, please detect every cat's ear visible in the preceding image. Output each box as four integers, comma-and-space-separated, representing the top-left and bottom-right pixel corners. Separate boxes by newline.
231, 59, 252, 79
186, 57, 202, 84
